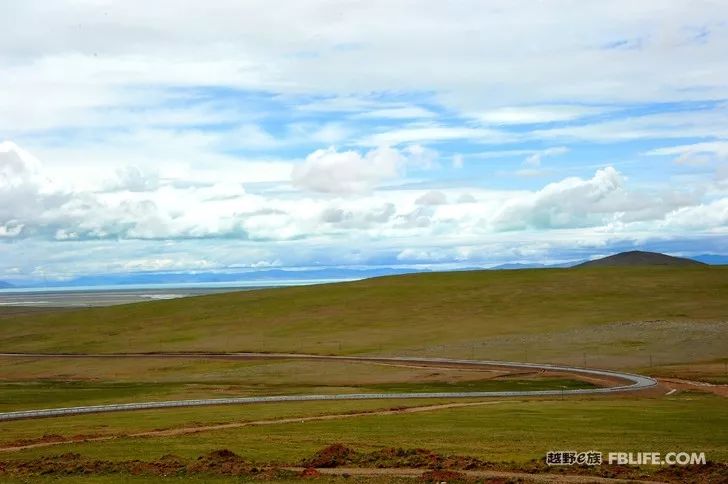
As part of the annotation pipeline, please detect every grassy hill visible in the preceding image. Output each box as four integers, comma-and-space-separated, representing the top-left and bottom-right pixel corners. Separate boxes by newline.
0, 266, 725, 367
576, 250, 705, 267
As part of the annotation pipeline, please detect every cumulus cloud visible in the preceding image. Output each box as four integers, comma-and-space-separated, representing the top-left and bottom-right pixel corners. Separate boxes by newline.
492, 167, 679, 231
2, 142, 720, 244
456, 193, 476, 203
661, 198, 728, 231
3, 1, 728, 280
292, 145, 431, 193
107, 166, 161, 192
415, 190, 447, 205
0, 141, 70, 237
319, 203, 396, 229
2, 140, 726, 279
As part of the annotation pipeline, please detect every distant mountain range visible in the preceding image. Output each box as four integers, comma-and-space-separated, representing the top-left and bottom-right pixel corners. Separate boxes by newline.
691, 254, 728, 265
575, 250, 706, 268
8, 267, 430, 289
488, 262, 578, 270
2, 251, 725, 289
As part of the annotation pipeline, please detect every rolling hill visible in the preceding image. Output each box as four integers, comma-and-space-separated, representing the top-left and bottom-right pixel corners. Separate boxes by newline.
0, 266, 725, 364
575, 250, 705, 268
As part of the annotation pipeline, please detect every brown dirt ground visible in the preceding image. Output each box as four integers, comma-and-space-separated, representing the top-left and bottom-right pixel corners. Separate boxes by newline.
656, 378, 728, 397
2, 445, 726, 483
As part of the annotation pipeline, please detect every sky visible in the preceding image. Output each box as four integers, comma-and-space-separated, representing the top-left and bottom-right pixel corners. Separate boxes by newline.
1, 0, 728, 282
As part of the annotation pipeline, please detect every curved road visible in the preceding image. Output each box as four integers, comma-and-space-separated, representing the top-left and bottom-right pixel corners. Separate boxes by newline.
0, 353, 657, 422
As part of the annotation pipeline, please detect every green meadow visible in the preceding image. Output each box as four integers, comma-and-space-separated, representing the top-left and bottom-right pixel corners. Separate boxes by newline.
0, 266, 725, 481
0, 267, 726, 370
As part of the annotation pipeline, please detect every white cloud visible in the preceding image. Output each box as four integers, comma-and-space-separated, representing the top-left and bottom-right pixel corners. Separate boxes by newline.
532, 106, 728, 142
475, 106, 608, 125
2, 0, 728, 150
523, 154, 542, 168
646, 141, 728, 157
515, 146, 569, 177
662, 198, 728, 232
0, 141, 71, 238
491, 167, 693, 230
107, 166, 161, 192
415, 190, 448, 205
3, 142, 722, 249
292, 145, 430, 193
122, 257, 213, 271
359, 125, 512, 146
225, 124, 280, 150
645, 140, 728, 166
353, 106, 436, 120
396, 248, 452, 262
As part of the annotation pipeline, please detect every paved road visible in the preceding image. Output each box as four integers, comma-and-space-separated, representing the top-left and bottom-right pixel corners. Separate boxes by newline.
0, 353, 657, 421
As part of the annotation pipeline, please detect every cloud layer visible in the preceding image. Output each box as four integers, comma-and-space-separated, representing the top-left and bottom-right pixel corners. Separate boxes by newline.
1, 1, 727, 280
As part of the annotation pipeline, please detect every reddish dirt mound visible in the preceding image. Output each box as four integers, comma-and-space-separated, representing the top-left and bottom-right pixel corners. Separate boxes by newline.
361, 447, 489, 470
186, 449, 255, 475
4, 434, 68, 448
2, 445, 726, 483
301, 443, 358, 468
299, 445, 728, 483
0, 449, 285, 479
302, 445, 490, 470
654, 461, 728, 483
300, 467, 321, 478
420, 469, 467, 482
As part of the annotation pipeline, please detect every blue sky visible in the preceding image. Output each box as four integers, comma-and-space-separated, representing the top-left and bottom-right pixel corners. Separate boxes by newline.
1, 0, 727, 282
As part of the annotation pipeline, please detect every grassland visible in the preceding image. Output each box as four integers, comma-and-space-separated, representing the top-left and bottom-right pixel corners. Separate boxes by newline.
0, 376, 593, 412
0, 267, 726, 370
1, 393, 726, 463
0, 266, 726, 481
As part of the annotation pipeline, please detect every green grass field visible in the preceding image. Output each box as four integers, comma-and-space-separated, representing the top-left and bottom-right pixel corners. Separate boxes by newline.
0, 266, 726, 481
0, 267, 725, 367
1, 393, 725, 463
0, 377, 594, 412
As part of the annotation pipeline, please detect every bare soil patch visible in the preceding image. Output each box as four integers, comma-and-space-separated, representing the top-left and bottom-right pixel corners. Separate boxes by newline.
1, 444, 725, 482
658, 378, 728, 397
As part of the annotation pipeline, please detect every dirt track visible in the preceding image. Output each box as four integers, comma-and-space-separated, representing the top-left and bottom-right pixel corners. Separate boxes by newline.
657, 377, 728, 397
0, 401, 505, 453
284, 466, 668, 483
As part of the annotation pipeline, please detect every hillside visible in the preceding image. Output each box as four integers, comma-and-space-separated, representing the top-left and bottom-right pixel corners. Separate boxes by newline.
0, 281, 13, 289
575, 250, 705, 268
0, 266, 725, 364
